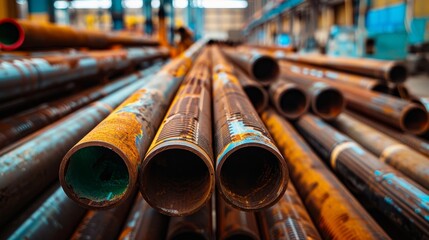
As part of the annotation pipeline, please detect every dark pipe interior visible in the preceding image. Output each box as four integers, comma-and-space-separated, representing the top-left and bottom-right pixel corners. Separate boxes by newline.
0, 21, 21, 46
279, 88, 307, 117
388, 64, 408, 83
372, 84, 390, 93
252, 56, 280, 83
403, 107, 429, 134
245, 86, 266, 112
220, 146, 283, 208
142, 149, 211, 214
171, 233, 207, 240
225, 235, 256, 240
314, 89, 344, 119
64, 146, 129, 202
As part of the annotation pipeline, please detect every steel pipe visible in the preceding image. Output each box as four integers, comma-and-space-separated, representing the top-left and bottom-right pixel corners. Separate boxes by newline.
2, 187, 86, 239
222, 48, 280, 86
282, 62, 429, 134
140, 49, 214, 216
258, 183, 321, 240
217, 197, 261, 240
280, 53, 408, 83
296, 113, 429, 238
60, 40, 207, 210
261, 109, 389, 239
0, 63, 163, 149
166, 203, 212, 240
118, 195, 170, 240
0, 18, 159, 51
212, 46, 289, 211
0, 47, 169, 100
269, 80, 309, 120
332, 113, 429, 189
0, 65, 159, 226
235, 67, 268, 113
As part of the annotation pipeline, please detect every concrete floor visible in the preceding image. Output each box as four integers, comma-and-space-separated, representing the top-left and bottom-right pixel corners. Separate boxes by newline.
406, 74, 429, 97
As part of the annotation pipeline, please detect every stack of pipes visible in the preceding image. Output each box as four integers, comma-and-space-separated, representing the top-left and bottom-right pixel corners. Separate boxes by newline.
1, 21, 429, 239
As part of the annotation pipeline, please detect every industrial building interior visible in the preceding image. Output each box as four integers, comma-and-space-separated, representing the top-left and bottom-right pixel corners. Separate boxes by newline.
0, 0, 429, 239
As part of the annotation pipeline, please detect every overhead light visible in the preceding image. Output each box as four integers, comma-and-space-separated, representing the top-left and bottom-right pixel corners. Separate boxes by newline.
123, 0, 143, 8
152, 0, 160, 8
54, 0, 70, 9
173, 0, 188, 8
202, 0, 247, 9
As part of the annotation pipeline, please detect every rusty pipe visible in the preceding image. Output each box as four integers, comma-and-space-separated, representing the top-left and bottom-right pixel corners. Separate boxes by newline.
71, 193, 136, 240
0, 18, 158, 51
217, 197, 261, 240
166, 203, 212, 240
212, 46, 289, 211
222, 48, 280, 86
0, 63, 164, 149
235, 67, 268, 114
0, 47, 169, 100
118, 194, 170, 240
258, 183, 321, 240
269, 80, 309, 120
280, 53, 408, 83
261, 109, 390, 239
282, 62, 429, 134
0, 65, 160, 226
296, 113, 429, 238
140, 49, 214, 216
2, 187, 86, 239
60, 39, 207, 210
332, 113, 429, 190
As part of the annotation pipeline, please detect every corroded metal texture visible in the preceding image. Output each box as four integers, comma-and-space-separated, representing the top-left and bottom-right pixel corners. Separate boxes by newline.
166, 203, 212, 240
0, 47, 169, 100
280, 69, 345, 120
3, 187, 86, 239
0, 63, 163, 149
282, 62, 429, 134
332, 113, 429, 189
222, 47, 280, 86
60, 40, 207, 210
296, 113, 429, 238
279, 60, 389, 93
212, 46, 289, 211
269, 79, 309, 120
0, 66, 159, 226
118, 194, 170, 240
217, 197, 261, 240
261, 109, 389, 239
140, 49, 214, 216
258, 183, 321, 240
0, 18, 159, 51
280, 53, 408, 83
234, 67, 268, 114
71, 193, 136, 240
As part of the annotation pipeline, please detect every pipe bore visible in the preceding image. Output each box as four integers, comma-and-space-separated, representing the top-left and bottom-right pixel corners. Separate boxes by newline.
252, 56, 280, 83
225, 235, 257, 240
218, 146, 286, 210
387, 63, 408, 84
371, 83, 390, 93
278, 88, 309, 119
61, 145, 130, 208
401, 106, 429, 135
170, 233, 207, 240
141, 148, 213, 216
0, 18, 24, 50
313, 88, 345, 120
244, 86, 268, 113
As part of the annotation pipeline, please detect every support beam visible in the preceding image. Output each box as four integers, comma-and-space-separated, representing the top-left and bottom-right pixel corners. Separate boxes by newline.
143, 0, 153, 34
111, 0, 124, 30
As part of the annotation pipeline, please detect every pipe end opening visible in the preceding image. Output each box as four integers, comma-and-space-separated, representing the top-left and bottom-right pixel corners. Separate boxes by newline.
314, 88, 344, 120
0, 19, 24, 50
252, 56, 280, 83
279, 88, 308, 119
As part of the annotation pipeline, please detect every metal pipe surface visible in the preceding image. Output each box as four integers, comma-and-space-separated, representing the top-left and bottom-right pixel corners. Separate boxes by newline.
0, 63, 163, 149
280, 53, 408, 83
296, 113, 429, 238
282, 62, 429, 134
0, 65, 160, 226
118, 194, 170, 240
217, 197, 261, 240
258, 183, 321, 240
261, 109, 390, 239
332, 113, 429, 189
0, 47, 169, 100
166, 203, 212, 240
0, 18, 159, 50
140, 48, 214, 216
212, 46, 289, 211
235, 67, 268, 114
60, 40, 207, 210
269, 80, 309, 120
222, 48, 280, 86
